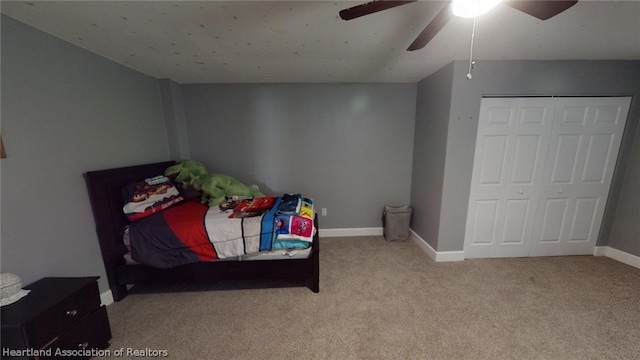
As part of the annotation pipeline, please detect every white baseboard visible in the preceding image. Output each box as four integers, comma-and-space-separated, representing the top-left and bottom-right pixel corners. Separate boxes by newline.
593, 246, 608, 256
319, 227, 383, 238
408, 230, 640, 266
409, 229, 465, 262
410, 229, 436, 260
320, 227, 465, 262
594, 246, 640, 270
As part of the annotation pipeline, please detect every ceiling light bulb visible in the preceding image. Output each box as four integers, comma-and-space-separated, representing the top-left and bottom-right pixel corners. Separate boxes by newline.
452, 0, 503, 18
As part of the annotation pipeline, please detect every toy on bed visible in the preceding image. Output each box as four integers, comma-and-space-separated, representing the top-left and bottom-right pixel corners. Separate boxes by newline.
165, 160, 262, 206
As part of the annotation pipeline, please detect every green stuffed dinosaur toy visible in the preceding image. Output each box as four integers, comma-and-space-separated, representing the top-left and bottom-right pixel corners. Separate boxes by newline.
165, 160, 263, 206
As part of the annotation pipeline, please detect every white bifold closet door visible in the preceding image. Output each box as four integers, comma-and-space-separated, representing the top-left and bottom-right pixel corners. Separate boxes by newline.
464, 96, 631, 259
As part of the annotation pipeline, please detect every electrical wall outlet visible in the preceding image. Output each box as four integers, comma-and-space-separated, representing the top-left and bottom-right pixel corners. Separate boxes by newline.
321, 208, 327, 216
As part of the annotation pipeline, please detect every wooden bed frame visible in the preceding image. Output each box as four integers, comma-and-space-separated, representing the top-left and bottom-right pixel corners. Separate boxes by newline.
84, 161, 319, 301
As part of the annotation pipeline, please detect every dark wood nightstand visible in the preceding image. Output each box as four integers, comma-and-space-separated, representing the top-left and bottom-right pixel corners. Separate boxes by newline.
1, 277, 111, 359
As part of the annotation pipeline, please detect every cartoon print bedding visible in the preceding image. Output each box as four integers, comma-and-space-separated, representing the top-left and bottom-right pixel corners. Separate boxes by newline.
124, 194, 315, 268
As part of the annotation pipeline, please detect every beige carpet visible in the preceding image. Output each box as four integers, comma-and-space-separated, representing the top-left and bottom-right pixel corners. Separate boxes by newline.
99, 236, 640, 359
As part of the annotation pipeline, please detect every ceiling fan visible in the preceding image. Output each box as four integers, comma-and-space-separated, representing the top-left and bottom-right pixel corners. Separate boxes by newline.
339, 0, 578, 51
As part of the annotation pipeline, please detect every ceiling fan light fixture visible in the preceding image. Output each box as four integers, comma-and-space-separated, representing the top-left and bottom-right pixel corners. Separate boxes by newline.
452, 0, 503, 18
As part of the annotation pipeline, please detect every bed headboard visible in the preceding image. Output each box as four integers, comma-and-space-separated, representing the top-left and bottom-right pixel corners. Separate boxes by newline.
84, 161, 175, 295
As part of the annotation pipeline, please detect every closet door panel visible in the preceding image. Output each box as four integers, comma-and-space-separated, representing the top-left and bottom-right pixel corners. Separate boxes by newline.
568, 197, 599, 242
538, 198, 569, 243
510, 135, 543, 184
466, 200, 501, 259
549, 134, 581, 184
581, 134, 615, 183
501, 199, 531, 244
478, 135, 508, 187
471, 200, 500, 245
466, 96, 630, 259
529, 97, 631, 256
465, 98, 552, 258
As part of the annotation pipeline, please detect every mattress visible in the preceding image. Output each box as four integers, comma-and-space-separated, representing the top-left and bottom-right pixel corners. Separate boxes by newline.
122, 246, 312, 265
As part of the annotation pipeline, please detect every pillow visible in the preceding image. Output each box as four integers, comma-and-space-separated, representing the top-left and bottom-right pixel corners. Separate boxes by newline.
122, 175, 184, 221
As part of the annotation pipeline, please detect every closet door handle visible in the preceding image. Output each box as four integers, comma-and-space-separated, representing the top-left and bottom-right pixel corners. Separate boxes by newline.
558, 189, 564, 194
518, 190, 524, 194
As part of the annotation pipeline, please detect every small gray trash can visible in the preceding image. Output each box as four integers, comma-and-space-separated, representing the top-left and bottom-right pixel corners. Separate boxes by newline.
382, 205, 412, 241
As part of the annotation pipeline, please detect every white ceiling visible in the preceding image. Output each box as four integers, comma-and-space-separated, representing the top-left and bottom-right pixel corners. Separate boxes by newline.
2, 1, 639, 83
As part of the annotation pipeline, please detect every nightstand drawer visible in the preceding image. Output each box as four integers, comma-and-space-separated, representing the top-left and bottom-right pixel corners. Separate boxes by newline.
23, 281, 101, 349
41, 306, 112, 359
1, 277, 111, 360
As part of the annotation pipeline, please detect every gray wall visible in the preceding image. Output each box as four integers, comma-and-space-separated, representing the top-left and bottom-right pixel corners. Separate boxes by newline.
410, 63, 453, 250
607, 112, 640, 256
159, 79, 190, 160
412, 60, 640, 255
0, 15, 170, 292
181, 83, 417, 229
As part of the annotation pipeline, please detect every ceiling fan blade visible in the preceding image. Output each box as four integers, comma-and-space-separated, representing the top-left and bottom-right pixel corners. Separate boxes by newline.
339, 0, 417, 21
407, 3, 453, 51
505, 0, 578, 20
